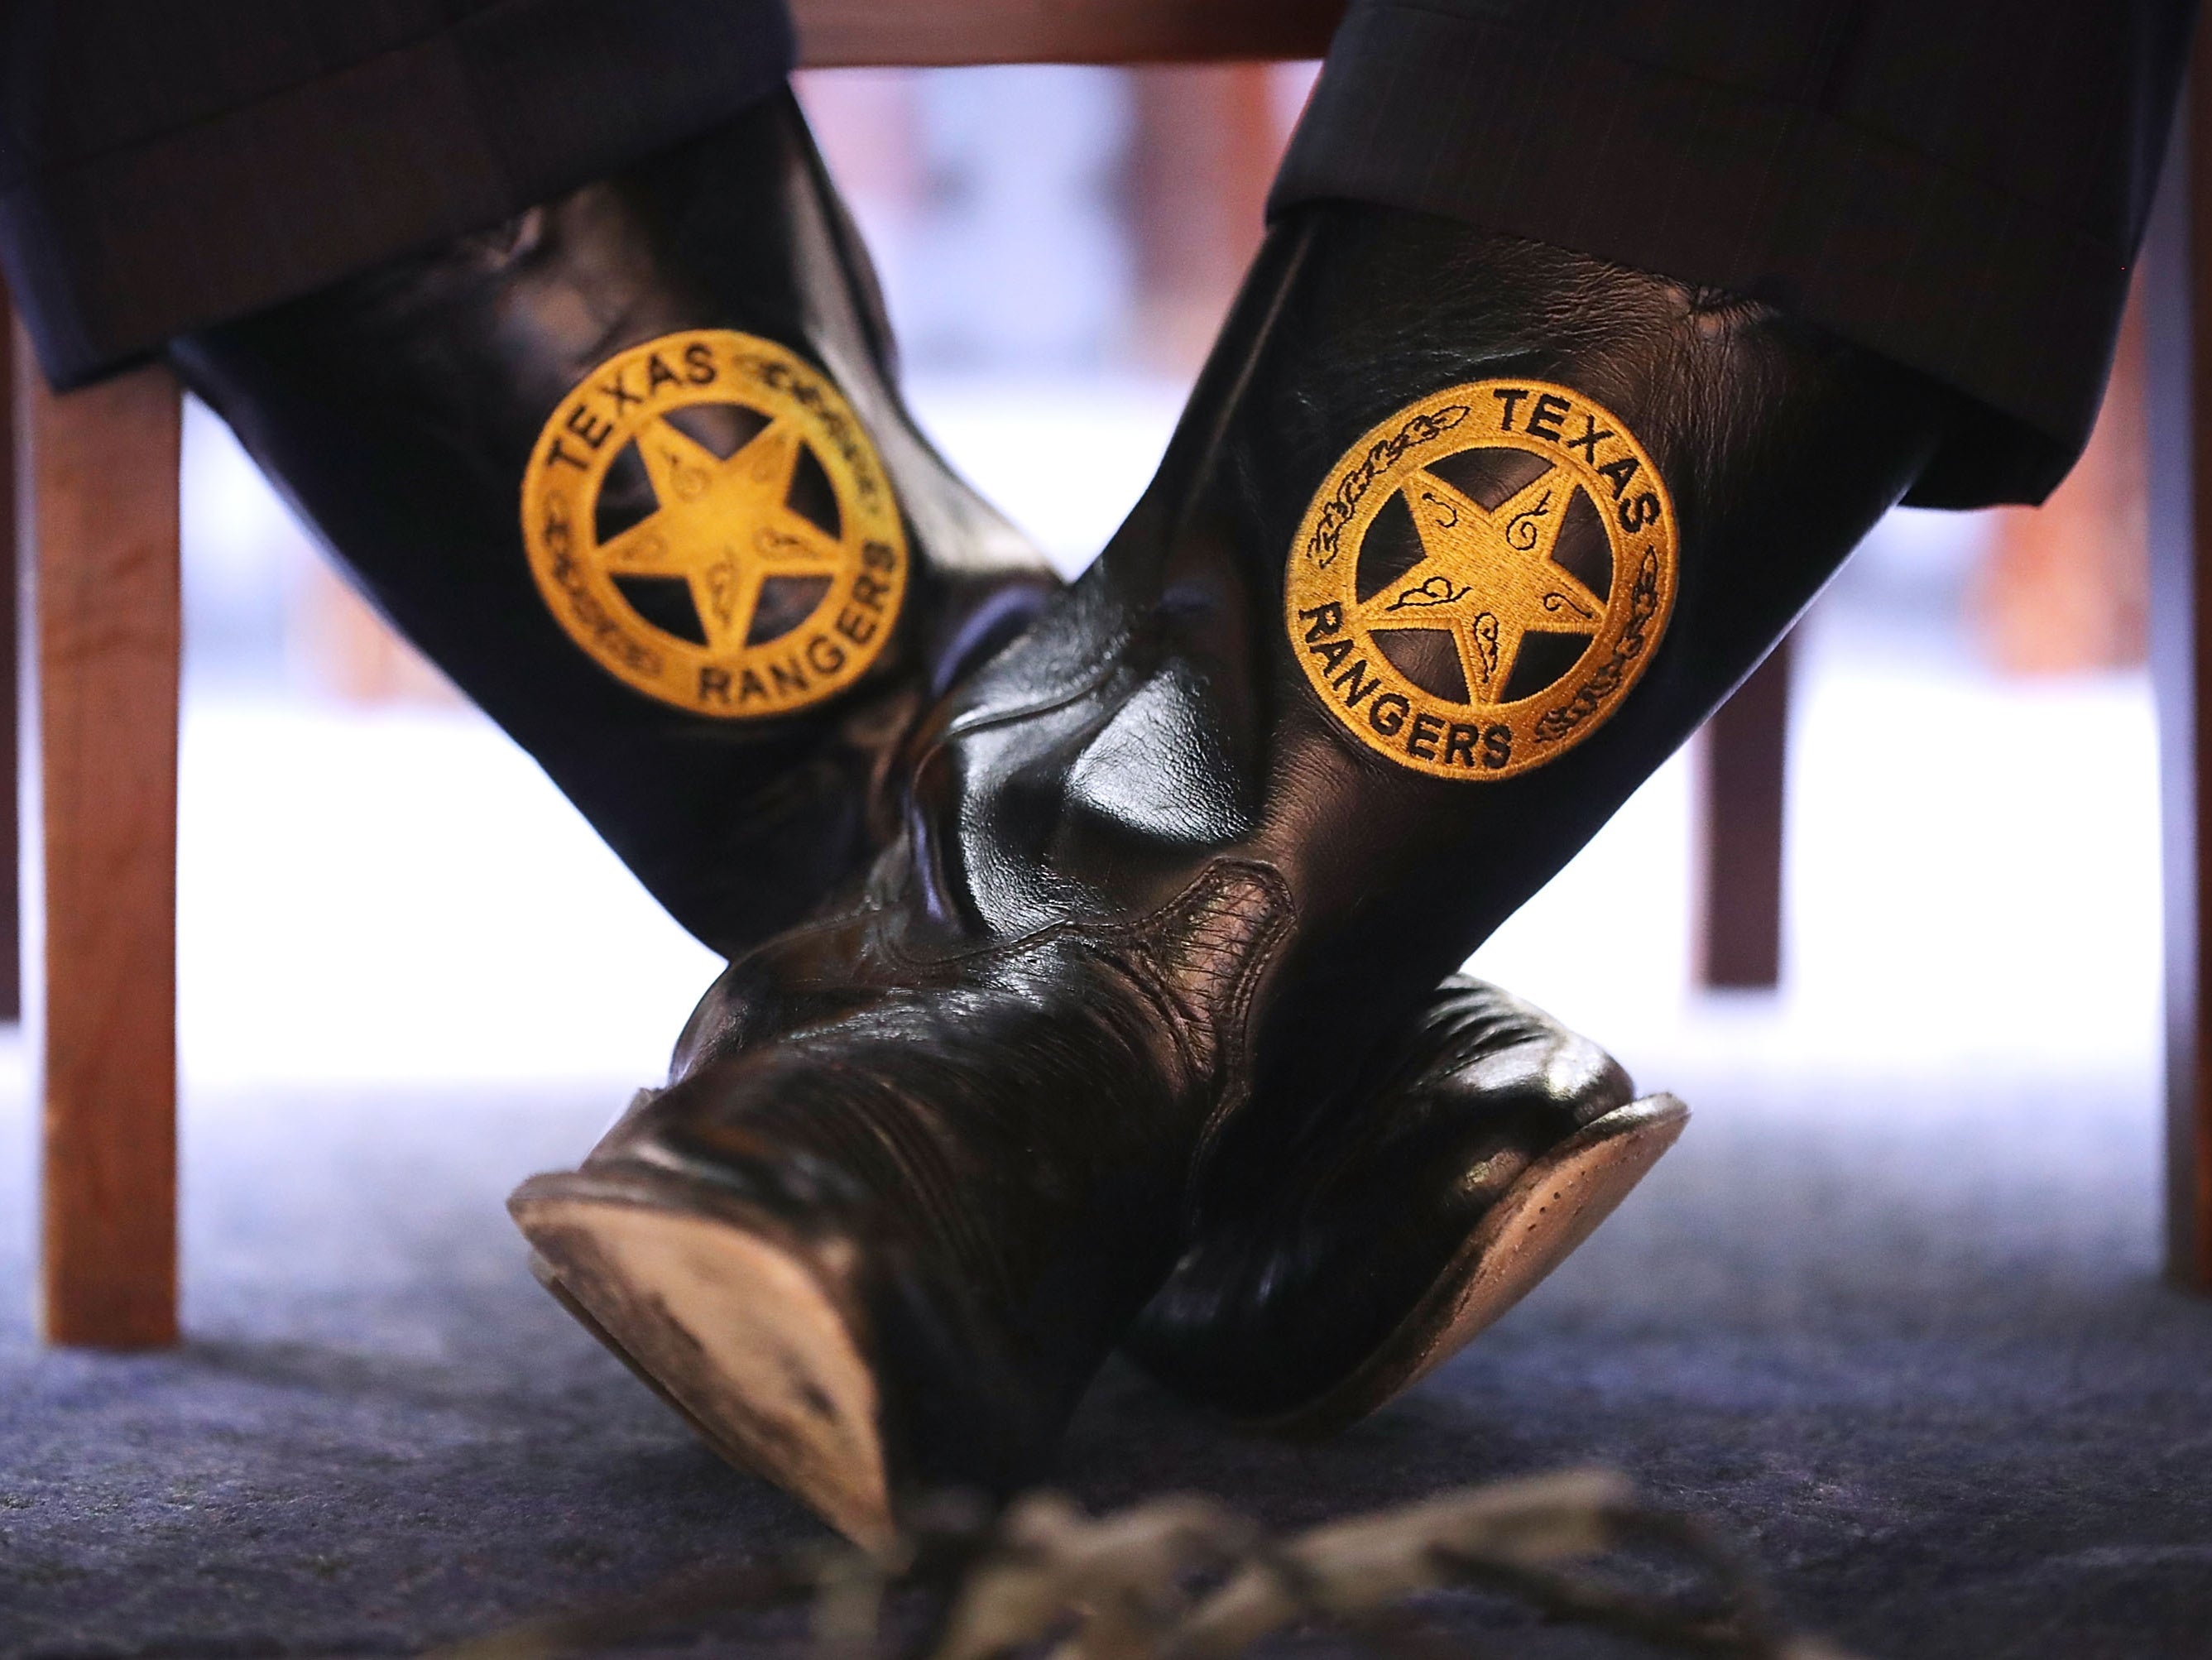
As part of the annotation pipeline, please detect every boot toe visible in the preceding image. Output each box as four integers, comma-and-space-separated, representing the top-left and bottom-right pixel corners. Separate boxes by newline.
1130, 979, 1684, 1434
511, 1164, 896, 1548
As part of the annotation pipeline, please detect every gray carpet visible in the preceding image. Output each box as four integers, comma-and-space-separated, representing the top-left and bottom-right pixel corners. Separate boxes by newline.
3, 1056, 2210, 1658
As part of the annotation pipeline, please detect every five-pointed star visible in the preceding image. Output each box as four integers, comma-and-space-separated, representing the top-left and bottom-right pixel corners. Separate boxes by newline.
593, 413, 844, 652
1352, 463, 1605, 705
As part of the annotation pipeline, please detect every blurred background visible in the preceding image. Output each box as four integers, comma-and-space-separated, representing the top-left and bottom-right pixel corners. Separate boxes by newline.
60, 64, 2160, 1105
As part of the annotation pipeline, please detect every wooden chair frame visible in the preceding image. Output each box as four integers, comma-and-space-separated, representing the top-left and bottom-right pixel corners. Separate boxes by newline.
17, 0, 2204, 1348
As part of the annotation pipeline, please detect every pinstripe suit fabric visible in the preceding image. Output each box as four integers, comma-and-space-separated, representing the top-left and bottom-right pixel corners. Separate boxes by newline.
0, 0, 794, 388
1275, 0, 2198, 505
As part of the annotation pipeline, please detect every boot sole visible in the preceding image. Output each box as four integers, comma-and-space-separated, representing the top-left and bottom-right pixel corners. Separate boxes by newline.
1254, 1092, 1688, 1438
508, 1168, 896, 1550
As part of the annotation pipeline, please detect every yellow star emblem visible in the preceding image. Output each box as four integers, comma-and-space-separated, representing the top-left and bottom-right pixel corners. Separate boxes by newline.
1354, 464, 1605, 706
596, 414, 843, 655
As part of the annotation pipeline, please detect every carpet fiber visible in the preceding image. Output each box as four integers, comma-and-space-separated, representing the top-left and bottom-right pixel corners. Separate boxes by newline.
4, 1058, 2210, 1658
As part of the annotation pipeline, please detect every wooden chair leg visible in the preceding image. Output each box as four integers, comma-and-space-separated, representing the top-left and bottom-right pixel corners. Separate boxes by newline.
22, 339, 183, 1348
1696, 632, 1792, 990
0, 305, 18, 1025
2147, 44, 2212, 1293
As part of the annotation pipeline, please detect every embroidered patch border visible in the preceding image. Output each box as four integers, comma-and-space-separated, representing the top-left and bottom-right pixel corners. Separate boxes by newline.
521, 329, 907, 719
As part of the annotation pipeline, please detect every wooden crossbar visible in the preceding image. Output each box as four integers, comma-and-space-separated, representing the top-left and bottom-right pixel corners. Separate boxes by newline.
794, 0, 1343, 65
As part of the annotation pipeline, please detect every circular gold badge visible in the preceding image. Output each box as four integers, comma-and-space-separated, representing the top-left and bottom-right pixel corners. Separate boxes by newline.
1285, 380, 1677, 781
521, 329, 907, 717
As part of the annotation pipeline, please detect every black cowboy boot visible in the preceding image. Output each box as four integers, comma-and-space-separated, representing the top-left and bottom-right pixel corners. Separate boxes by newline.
511, 210, 1953, 1542
170, 91, 1055, 959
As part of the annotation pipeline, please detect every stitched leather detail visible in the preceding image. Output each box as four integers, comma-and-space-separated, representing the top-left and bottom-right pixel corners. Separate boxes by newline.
840, 859, 1295, 1278
749, 1053, 986, 1276
1094, 861, 1294, 1216
1114, 861, 1293, 1084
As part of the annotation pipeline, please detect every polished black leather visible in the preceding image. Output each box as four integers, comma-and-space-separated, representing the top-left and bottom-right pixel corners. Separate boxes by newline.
1125, 974, 1632, 1426
552, 207, 1956, 1514
170, 93, 1055, 959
